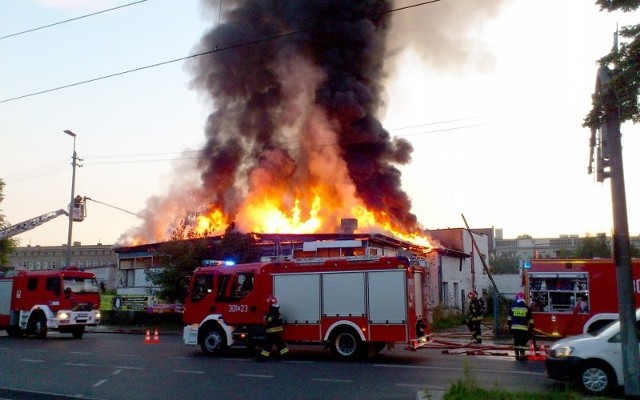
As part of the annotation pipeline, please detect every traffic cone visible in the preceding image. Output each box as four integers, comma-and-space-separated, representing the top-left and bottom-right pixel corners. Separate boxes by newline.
153, 328, 160, 344
537, 344, 547, 360
144, 329, 151, 344
527, 342, 537, 361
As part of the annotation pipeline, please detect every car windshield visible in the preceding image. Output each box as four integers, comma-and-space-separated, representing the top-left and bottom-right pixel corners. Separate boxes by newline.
595, 310, 640, 338
63, 276, 99, 293
590, 320, 617, 336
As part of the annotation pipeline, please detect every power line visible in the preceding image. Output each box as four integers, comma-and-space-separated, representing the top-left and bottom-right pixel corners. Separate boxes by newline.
2, 112, 537, 186
0, 1, 440, 105
0, 0, 149, 41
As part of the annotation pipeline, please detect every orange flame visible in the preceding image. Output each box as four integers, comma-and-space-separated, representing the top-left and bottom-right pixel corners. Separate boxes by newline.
189, 190, 434, 252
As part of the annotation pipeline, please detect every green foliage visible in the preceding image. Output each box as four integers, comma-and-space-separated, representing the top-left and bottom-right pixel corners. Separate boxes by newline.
489, 251, 520, 274
585, 1, 640, 129
144, 222, 260, 303
571, 233, 611, 259
442, 361, 586, 400
431, 305, 466, 330
0, 179, 18, 268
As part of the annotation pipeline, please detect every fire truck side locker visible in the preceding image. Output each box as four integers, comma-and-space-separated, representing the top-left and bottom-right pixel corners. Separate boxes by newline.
273, 268, 413, 357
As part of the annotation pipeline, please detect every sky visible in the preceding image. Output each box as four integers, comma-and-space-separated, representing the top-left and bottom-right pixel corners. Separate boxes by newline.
1, 0, 638, 248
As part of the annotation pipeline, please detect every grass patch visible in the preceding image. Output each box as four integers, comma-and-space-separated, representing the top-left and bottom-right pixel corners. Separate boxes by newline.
438, 361, 598, 400
431, 305, 467, 330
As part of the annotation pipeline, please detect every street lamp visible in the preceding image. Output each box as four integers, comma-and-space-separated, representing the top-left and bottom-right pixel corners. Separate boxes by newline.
64, 129, 78, 268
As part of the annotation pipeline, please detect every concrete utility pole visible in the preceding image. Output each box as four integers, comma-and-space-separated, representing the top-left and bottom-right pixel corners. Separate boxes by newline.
590, 64, 640, 397
64, 129, 79, 268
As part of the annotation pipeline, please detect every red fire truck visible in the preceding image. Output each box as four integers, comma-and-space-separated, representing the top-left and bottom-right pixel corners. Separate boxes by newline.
0, 269, 102, 339
525, 259, 640, 337
183, 256, 430, 359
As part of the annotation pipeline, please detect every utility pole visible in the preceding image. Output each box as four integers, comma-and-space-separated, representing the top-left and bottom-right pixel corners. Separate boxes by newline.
64, 130, 81, 268
589, 60, 640, 396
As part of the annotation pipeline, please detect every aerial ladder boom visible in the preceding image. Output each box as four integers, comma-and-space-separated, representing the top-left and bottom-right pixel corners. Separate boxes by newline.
0, 209, 69, 240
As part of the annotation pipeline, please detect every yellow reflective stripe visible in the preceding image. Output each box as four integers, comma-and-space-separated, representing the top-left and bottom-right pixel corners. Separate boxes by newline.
512, 308, 527, 317
266, 326, 283, 333
511, 325, 529, 331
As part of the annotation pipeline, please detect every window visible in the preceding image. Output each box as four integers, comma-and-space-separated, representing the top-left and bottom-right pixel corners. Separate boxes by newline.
62, 276, 99, 293
231, 273, 254, 298
46, 277, 61, 295
191, 273, 214, 302
27, 278, 38, 291
529, 273, 588, 313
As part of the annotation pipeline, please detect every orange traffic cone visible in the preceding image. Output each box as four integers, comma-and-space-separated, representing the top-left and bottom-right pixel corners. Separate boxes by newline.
144, 329, 151, 344
537, 344, 547, 360
153, 328, 160, 344
527, 342, 537, 361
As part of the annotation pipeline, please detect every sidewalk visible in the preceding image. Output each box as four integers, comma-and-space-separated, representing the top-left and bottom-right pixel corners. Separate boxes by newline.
86, 324, 182, 335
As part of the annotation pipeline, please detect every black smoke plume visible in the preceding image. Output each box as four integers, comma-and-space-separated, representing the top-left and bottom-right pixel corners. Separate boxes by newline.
191, 0, 418, 232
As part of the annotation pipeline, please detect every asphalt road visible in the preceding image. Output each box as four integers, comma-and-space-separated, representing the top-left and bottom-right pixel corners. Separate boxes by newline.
0, 331, 559, 400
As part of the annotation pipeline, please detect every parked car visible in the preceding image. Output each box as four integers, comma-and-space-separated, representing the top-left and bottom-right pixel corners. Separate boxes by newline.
545, 309, 640, 395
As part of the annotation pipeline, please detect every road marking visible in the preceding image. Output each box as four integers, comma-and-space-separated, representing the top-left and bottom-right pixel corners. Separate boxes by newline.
19, 359, 44, 363
283, 360, 314, 364
373, 363, 546, 376
237, 373, 274, 379
92, 379, 107, 388
64, 362, 93, 367
173, 370, 205, 374
112, 369, 122, 375
396, 383, 444, 390
114, 366, 144, 370
311, 378, 353, 383
69, 351, 93, 355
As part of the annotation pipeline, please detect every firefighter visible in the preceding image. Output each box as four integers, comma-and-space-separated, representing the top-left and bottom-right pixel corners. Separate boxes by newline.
259, 295, 289, 361
466, 290, 484, 344
508, 292, 534, 361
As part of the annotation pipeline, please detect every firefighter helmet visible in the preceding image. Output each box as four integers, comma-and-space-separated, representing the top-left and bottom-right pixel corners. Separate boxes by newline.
516, 292, 525, 300
267, 295, 279, 306
468, 290, 477, 299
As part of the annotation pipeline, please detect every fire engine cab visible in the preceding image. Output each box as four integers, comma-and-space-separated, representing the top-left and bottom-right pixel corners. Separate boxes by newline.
0, 269, 102, 339
183, 255, 430, 359
525, 258, 640, 337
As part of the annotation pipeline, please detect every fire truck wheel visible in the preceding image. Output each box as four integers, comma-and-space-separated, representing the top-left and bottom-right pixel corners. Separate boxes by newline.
330, 328, 363, 360
71, 326, 85, 339
29, 312, 48, 339
200, 325, 227, 356
577, 361, 614, 396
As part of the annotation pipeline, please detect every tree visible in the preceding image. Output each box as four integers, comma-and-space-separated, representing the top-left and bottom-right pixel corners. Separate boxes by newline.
145, 222, 260, 303
0, 179, 18, 270
489, 251, 520, 274
572, 234, 612, 259
584, 1, 640, 129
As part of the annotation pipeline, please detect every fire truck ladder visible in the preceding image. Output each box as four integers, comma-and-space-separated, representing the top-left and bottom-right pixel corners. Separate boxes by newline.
0, 209, 69, 240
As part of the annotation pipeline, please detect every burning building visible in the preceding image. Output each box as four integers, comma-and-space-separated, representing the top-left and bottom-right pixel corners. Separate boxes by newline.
119, 0, 503, 250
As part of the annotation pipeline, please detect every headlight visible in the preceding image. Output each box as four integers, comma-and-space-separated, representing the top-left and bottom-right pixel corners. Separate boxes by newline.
95, 311, 101, 319
58, 311, 70, 320
550, 346, 574, 358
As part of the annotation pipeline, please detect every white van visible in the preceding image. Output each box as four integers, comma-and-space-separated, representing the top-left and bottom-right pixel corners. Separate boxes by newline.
545, 309, 640, 395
